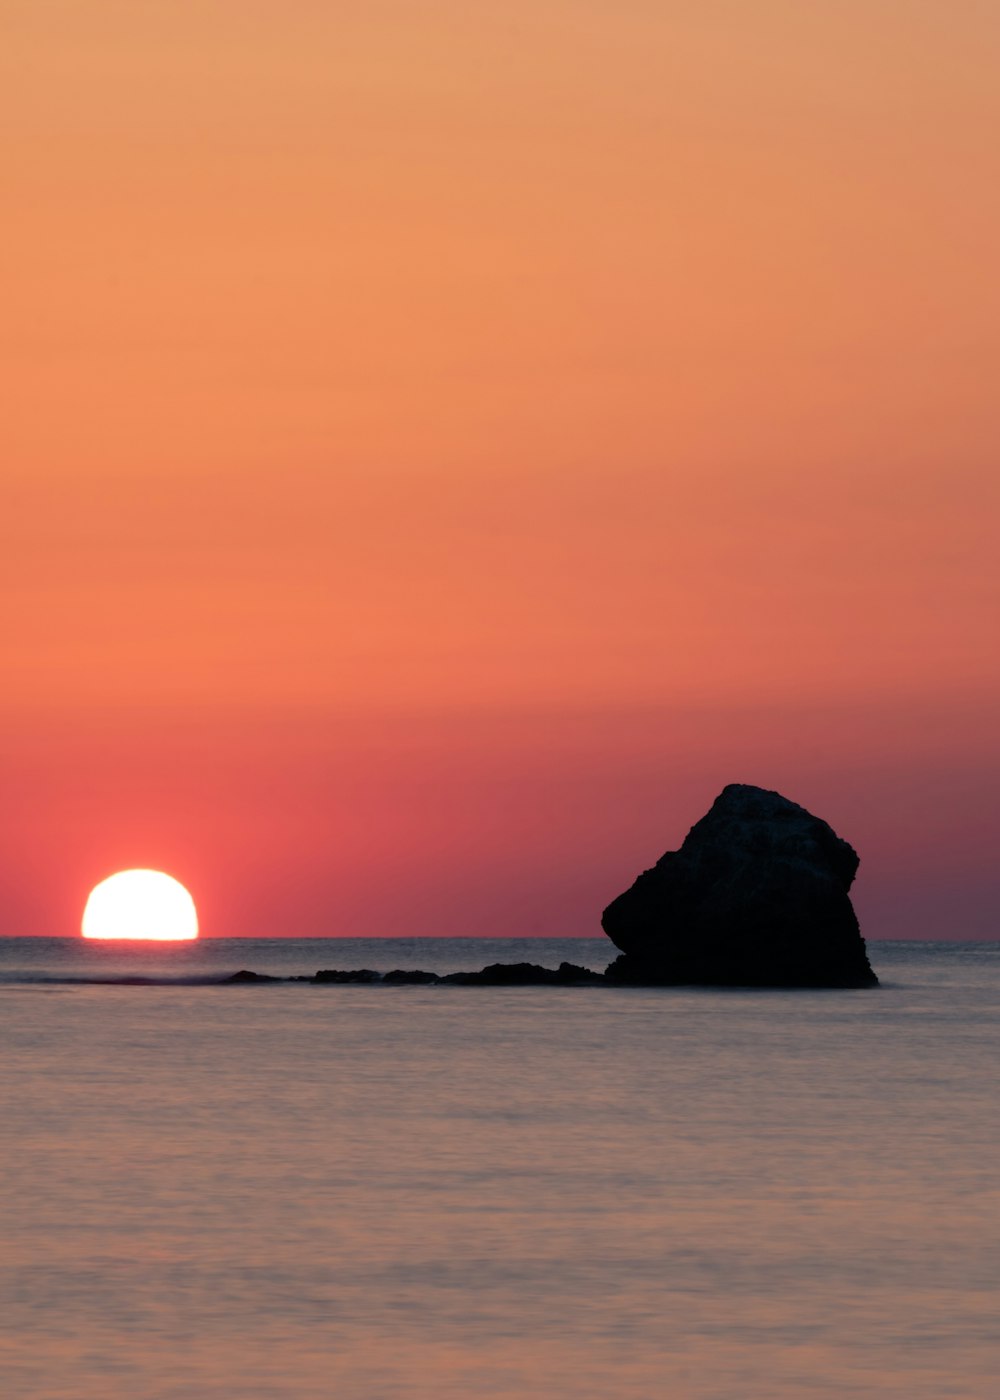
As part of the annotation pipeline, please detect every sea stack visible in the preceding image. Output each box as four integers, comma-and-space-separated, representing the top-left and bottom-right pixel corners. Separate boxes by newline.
602, 784, 878, 987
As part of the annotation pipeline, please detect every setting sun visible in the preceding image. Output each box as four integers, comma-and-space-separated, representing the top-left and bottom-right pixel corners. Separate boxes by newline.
81, 870, 199, 941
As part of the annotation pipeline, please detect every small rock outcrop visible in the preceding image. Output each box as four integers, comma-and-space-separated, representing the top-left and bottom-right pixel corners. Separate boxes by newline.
382, 968, 443, 984
602, 784, 877, 987
313, 967, 382, 983
442, 961, 603, 986
306, 963, 605, 986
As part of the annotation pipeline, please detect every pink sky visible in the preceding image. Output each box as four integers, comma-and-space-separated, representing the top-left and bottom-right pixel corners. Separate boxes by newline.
3, 2, 997, 937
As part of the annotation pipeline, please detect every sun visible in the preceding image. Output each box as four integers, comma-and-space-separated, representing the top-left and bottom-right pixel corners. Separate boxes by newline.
82, 870, 199, 941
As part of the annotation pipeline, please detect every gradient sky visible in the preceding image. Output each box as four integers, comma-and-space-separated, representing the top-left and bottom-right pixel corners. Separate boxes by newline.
3, 2, 998, 937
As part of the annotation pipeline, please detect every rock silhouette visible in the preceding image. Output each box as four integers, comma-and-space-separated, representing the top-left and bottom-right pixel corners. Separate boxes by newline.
223, 962, 604, 987
602, 784, 877, 987
313, 967, 382, 983
442, 961, 603, 986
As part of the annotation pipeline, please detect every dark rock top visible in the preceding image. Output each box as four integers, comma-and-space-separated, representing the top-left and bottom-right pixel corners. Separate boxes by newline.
601, 783, 877, 987
312, 961, 602, 986
442, 961, 603, 986
223, 961, 604, 987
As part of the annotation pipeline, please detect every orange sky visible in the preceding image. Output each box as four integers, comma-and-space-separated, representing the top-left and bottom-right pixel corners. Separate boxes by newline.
3, 2, 998, 936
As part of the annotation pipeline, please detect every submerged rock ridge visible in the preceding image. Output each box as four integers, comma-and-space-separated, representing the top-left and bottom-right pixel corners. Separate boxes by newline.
222, 962, 603, 987
602, 784, 878, 988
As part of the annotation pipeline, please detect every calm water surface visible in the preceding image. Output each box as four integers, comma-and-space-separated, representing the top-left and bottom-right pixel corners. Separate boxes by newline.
1, 938, 998, 1399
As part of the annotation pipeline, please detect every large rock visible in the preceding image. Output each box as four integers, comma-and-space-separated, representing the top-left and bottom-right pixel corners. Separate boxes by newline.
602, 784, 877, 987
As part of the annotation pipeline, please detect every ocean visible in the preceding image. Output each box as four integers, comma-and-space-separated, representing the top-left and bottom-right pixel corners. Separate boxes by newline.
1, 937, 997, 1399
